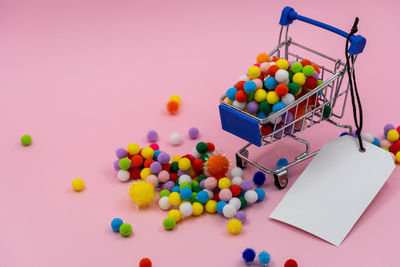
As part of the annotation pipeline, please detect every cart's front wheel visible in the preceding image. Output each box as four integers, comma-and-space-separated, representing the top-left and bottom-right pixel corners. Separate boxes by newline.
274, 171, 288, 189
236, 151, 248, 169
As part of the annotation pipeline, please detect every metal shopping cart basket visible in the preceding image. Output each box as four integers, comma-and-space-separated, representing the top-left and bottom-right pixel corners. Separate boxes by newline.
219, 6, 366, 189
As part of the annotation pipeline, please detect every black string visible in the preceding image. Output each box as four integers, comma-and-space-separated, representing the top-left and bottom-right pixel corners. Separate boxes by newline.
345, 17, 365, 152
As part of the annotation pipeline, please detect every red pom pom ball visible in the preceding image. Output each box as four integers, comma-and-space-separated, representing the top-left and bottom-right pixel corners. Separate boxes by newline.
284, 259, 298, 267
139, 258, 152, 267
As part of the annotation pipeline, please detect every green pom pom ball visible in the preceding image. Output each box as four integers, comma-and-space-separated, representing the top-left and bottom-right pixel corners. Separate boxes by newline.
118, 158, 131, 170
163, 217, 176, 230
119, 223, 132, 237
302, 65, 315, 77
21, 134, 32, 146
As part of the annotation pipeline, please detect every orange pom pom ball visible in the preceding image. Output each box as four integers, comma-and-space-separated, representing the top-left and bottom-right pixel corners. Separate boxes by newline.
144, 158, 154, 168
275, 84, 289, 96
267, 65, 280, 77
206, 154, 230, 179
271, 57, 279, 62
257, 53, 270, 64
236, 81, 245, 90
167, 100, 179, 114
131, 155, 144, 168
235, 90, 248, 102
300, 59, 312, 66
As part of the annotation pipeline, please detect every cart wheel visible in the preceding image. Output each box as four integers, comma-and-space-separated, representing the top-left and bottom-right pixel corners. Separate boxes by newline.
236, 151, 248, 169
273, 171, 288, 189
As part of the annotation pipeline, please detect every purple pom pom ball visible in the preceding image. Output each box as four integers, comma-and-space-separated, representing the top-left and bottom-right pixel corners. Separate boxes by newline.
235, 210, 247, 223
113, 159, 120, 170
115, 148, 127, 159
147, 130, 158, 142
240, 180, 253, 191
157, 152, 170, 164
384, 123, 395, 136
150, 162, 162, 174
188, 127, 200, 139
246, 101, 259, 113
163, 181, 175, 191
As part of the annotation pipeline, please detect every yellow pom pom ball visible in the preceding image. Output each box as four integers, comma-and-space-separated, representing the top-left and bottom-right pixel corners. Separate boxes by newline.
129, 181, 155, 207
248, 66, 261, 79
192, 202, 204, 216
72, 178, 85, 191
227, 99, 234, 105
254, 89, 267, 102
127, 143, 140, 155
141, 147, 154, 159
227, 218, 242, 235
396, 152, 400, 163
275, 59, 289, 70
169, 95, 181, 104
172, 155, 182, 162
293, 73, 306, 86
218, 177, 231, 189
169, 192, 181, 206
140, 168, 152, 179
266, 91, 280, 105
205, 200, 217, 214
168, 209, 182, 223
387, 130, 400, 143
178, 158, 192, 171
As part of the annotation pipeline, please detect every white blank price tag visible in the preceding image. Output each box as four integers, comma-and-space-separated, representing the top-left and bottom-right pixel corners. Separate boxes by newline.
270, 136, 395, 246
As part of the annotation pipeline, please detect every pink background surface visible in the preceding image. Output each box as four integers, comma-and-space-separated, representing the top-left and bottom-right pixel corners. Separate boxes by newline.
1, 0, 399, 266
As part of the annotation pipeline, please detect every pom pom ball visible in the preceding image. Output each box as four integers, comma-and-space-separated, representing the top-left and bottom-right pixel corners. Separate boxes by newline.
275, 84, 289, 97
248, 66, 261, 79
113, 159, 120, 170
301, 59, 312, 66
242, 248, 256, 264
131, 155, 144, 168
170, 132, 182, 146
396, 152, 400, 163
233, 100, 246, 109
119, 158, 131, 170
227, 218, 242, 234
20, 134, 32, 146
254, 89, 267, 103
163, 181, 175, 191
261, 124, 273, 136
146, 130, 158, 142
291, 62, 303, 73
305, 77, 318, 90
149, 162, 162, 174
219, 188, 233, 202
266, 91, 279, 105
267, 65, 280, 77
179, 202, 193, 217
244, 190, 258, 204
196, 190, 209, 204
281, 93, 295, 105
205, 200, 217, 213
244, 81, 257, 94
259, 251, 271, 265
192, 202, 204, 216
117, 170, 131, 182
111, 218, 123, 232
159, 196, 172, 210
129, 181, 155, 207
140, 168, 152, 179
273, 102, 286, 113
373, 137, 380, 147
168, 209, 181, 222
127, 143, 140, 155
247, 101, 259, 113
205, 154, 230, 178
259, 101, 272, 115
236, 81, 245, 90
240, 180, 253, 191
163, 217, 176, 230
255, 188, 266, 202
226, 87, 237, 101
387, 130, 399, 143
167, 100, 179, 114
229, 197, 242, 211
192, 158, 204, 172
253, 171, 266, 186
235, 90, 248, 102
264, 77, 278, 90
231, 176, 243, 186
231, 167, 243, 177
115, 148, 127, 159
169, 95, 181, 104
285, 259, 298, 267
303, 65, 315, 77
178, 158, 191, 171
288, 82, 300, 95
141, 147, 154, 160
204, 177, 218, 190
253, 78, 264, 89
119, 223, 132, 237
384, 123, 395, 136
72, 178, 85, 191
235, 210, 247, 223
362, 132, 374, 143
188, 127, 199, 139
218, 177, 231, 189
260, 62, 271, 73
139, 258, 152, 267
216, 201, 227, 213
293, 72, 306, 86
275, 58, 289, 70
257, 53, 270, 64
157, 152, 170, 165
275, 69, 289, 83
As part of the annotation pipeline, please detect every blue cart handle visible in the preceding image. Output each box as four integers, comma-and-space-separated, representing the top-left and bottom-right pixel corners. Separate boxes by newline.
279, 6, 366, 55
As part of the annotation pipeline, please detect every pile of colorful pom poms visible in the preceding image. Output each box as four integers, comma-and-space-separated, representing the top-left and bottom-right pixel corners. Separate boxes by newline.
225, 53, 325, 137
339, 123, 400, 163
242, 248, 298, 266
167, 95, 181, 115
111, 218, 133, 237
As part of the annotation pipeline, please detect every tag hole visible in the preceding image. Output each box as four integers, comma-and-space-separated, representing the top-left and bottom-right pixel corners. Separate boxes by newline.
359, 148, 366, 153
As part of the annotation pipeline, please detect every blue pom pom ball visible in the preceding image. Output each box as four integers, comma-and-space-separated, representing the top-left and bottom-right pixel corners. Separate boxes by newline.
244, 81, 257, 94
111, 218, 123, 232
264, 77, 278, 90
255, 188, 266, 202
276, 158, 289, 167
172, 186, 180, 193
153, 150, 161, 160
339, 132, 349, 137
258, 251, 271, 265
180, 187, 192, 201
272, 101, 286, 113
257, 112, 268, 119
196, 190, 209, 204
242, 248, 256, 264
216, 201, 227, 214
253, 171, 266, 186
372, 137, 380, 147
227, 88, 237, 101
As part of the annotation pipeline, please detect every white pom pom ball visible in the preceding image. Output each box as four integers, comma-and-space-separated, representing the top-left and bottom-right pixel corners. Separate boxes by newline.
238, 74, 249, 82
170, 132, 182, 146
204, 189, 214, 200
231, 176, 243, 186
275, 69, 289, 83
281, 93, 295, 105
178, 174, 192, 185
159, 196, 171, 210
223, 204, 237, 218
362, 132, 374, 143
229, 197, 242, 211
191, 148, 201, 159
117, 169, 130, 182
233, 100, 246, 110
231, 167, 243, 178
179, 202, 193, 217
266, 112, 282, 124
244, 190, 258, 204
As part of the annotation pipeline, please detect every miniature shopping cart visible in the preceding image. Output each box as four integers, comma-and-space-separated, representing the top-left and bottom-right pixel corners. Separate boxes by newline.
219, 6, 366, 189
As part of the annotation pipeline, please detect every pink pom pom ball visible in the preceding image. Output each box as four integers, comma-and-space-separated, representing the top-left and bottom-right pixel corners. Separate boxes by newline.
219, 188, 233, 202
380, 139, 391, 148
158, 170, 170, 183
149, 143, 159, 151
260, 62, 271, 74
252, 79, 264, 89
204, 177, 218, 190
145, 174, 158, 186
